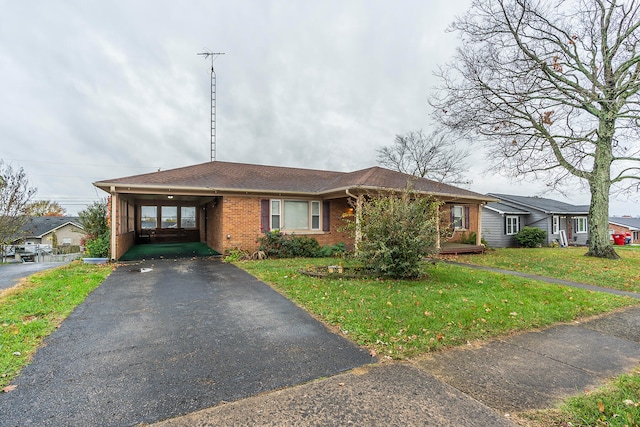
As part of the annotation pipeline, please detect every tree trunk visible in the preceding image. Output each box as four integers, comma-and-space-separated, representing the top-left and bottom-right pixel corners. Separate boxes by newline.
585, 125, 620, 260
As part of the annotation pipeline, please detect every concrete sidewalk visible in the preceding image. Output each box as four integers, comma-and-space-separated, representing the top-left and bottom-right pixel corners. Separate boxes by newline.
152, 306, 640, 426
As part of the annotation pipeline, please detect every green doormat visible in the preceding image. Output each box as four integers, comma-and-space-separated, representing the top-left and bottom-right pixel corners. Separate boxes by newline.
119, 242, 221, 261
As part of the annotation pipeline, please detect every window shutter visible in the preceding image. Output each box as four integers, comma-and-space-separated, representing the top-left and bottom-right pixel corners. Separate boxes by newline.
260, 199, 269, 232
464, 206, 470, 230
504, 216, 508, 235
322, 201, 330, 232
450, 205, 454, 223
518, 217, 522, 232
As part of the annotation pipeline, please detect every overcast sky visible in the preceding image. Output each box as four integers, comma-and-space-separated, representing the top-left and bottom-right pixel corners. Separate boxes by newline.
1, 1, 635, 215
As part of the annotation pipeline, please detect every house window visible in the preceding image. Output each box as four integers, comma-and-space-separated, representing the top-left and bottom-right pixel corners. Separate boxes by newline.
506, 216, 520, 235
552, 216, 559, 234
141, 206, 157, 229
452, 206, 464, 229
271, 200, 281, 230
180, 207, 196, 228
573, 217, 588, 233
311, 201, 320, 230
161, 206, 178, 228
270, 200, 321, 231
634, 231, 639, 241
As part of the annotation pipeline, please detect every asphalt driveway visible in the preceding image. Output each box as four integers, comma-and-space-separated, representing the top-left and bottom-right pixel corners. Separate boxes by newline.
0, 262, 70, 291
0, 259, 373, 426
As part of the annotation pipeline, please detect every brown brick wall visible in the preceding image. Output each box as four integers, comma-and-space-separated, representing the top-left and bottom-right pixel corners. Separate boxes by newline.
207, 196, 353, 254
115, 232, 135, 259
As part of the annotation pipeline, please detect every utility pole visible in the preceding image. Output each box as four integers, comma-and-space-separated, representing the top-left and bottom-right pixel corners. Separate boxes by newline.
197, 49, 225, 162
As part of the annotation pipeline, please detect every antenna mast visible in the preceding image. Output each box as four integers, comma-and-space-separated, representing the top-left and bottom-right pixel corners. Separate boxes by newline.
197, 49, 225, 162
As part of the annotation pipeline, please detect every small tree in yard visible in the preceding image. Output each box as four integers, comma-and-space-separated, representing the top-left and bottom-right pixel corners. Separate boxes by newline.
347, 188, 442, 279
0, 161, 37, 256
78, 200, 109, 258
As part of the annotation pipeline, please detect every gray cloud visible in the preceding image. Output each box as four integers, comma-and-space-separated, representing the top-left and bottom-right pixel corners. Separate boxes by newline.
0, 0, 634, 215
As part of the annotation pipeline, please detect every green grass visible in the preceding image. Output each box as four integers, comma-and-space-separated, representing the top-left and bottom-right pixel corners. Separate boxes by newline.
518, 366, 640, 427
0, 261, 113, 388
442, 247, 640, 293
237, 258, 638, 359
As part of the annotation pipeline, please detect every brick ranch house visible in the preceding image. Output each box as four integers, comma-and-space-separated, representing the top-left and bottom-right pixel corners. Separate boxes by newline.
93, 161, 496, 260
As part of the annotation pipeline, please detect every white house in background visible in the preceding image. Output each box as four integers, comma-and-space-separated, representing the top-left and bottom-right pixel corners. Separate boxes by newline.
482, 194, 590, 248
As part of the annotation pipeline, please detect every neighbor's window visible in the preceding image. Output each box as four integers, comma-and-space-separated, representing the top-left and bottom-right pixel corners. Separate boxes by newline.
270, 199, 321, 231
161, 206, 178, 228
141, 206, 157, 229
552, 215, 559, 234
506, 216, 520, 235
180, 206, 196, 228
573, 217, 588, 233
452, 205, 464, 229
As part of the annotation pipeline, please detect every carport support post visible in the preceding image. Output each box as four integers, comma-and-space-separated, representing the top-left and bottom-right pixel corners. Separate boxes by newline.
110, 189, 117, 261
476, 204, 483, 246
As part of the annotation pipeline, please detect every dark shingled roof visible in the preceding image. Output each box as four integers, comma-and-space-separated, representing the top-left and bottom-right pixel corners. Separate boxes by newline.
21, 216, 83, 237
95, 161, 492, 201
489, 193, 589, 215
484, 202, 530, 215
609, 216, 640, 230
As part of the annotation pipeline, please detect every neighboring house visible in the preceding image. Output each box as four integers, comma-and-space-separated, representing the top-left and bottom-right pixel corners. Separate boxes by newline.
482, 193, 590, 248
19, 216, 86, 247
93, 161, 497, 260
609, 216, 640, 244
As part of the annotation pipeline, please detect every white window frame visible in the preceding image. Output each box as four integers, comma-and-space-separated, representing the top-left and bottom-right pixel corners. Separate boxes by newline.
573, 217, 588, 234
270, 199, 321, 231
452, 205, 465, 230
552, 215, 559, 235
506, 216, 520, 235
270, 200, 281, 230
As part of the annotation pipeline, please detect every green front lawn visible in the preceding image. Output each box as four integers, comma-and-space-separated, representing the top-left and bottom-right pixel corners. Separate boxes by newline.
518, 366, 640, 427
442, 247, 640, 293
237, 258, 638, 359
1, 261, 113, 388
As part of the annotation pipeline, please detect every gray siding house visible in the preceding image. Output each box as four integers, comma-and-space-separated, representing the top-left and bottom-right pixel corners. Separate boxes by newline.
482, 194, 590, 248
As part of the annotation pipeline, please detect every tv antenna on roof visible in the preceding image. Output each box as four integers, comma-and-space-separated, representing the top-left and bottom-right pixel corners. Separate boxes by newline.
197, 49, 225, 162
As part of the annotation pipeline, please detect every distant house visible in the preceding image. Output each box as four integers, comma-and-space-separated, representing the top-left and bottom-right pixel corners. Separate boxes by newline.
18, 216, 85, 247
482, 194, 590, 248
609, 216, 640, 244
93, 161, 497, 260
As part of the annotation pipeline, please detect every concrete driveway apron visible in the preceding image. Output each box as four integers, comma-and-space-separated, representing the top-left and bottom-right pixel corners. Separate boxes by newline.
0, 259, 373, 426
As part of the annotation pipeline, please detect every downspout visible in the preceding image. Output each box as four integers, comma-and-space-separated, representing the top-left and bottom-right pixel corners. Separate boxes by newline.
345, 189, 362, 252
435, 204, 441, 249
476, 204, 483, 246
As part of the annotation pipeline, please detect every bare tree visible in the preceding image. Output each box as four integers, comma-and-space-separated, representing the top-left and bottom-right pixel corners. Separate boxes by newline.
377, 129, 471, 184
432, 0, 640, 259
0, 161, 37, 254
